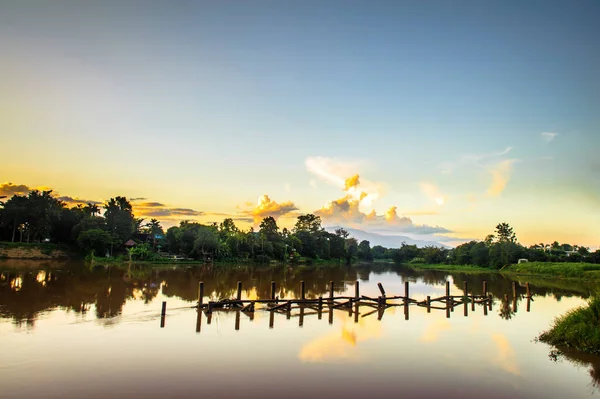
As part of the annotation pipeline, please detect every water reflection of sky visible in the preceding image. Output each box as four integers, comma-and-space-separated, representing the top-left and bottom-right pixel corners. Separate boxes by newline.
0, 265, 598, 399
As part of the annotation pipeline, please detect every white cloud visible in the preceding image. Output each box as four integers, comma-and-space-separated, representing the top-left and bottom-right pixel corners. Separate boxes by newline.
540, 132, 558, 142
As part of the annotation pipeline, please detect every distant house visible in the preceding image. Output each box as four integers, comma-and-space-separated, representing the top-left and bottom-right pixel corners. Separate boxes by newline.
124, 239, 137, 248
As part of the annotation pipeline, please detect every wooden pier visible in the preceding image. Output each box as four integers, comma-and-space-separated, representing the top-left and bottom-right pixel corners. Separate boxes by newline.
159, 279, 535, 330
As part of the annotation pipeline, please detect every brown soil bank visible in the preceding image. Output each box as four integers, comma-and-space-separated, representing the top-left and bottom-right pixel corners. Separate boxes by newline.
0, 243, 72, 260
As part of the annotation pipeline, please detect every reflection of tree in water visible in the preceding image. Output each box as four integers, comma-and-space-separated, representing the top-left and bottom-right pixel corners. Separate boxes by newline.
548, 348, 600, 393
498, 295, 515, 320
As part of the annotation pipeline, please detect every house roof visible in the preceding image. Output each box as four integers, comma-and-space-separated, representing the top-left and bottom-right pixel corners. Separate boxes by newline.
124, 239, 137, 247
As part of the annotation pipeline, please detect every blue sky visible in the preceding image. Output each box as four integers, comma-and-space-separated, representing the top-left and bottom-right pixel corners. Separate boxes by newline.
1, 1, 598, 246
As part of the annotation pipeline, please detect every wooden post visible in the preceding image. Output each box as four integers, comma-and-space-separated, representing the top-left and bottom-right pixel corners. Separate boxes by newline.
160, 301, 166, 328
355, 281, 360, 299
426, 296, 431, 313
318, 297, 323, 319
446, 300, 450, 319
483, 280, 488, 297
195, 309, 202, 333
526, 296, 531, 313
512, 281, 517, 299
269, 309, 274, 329
198, 281, 204, 308
377, 282, 386, 296
301, 280, 305, 300
206, 310, 212, 325
299, 306, 304, 327
446, 281, 450, 298
286, 301, 291, 320
404, 281, 409, 301
464, 297, 468, 317
526, 282, 530, 298
404, 302, 409, 320
235, 311, 240, 331
484, 301, 488, 316
271, 281, 276, 300
488, 294, 493, 311
512, 297, 517, 314
471, 291, 475, 312
354, 303, 359, 323
237, 281, 242, 301
329, 281, 334, 300
328, 304, 333, 325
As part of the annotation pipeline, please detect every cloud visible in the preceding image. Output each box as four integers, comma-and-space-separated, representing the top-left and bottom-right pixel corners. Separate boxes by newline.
540, 132, 558, 142
137, 202, 165, 207
130, 197, 148, 201
315, 195, 451, 235
57, 196, 102, 206
487, 159, 516, 197
133, 202, 203, 219
344, 174, 360, 191
419, 182, 446, 206
243, 194, 298, 225
305, 156, 384, 209
491, 334, 520, 375
0, 182, 31, 197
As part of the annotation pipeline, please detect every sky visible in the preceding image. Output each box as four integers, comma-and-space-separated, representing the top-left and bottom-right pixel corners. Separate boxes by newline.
1, 1, 599, 247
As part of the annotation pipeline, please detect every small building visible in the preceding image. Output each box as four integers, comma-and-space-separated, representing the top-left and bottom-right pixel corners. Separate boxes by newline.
124, 239, 137, 248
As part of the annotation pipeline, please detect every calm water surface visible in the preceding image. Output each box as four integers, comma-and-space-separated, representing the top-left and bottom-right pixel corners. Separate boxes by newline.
1, 261, 599, 399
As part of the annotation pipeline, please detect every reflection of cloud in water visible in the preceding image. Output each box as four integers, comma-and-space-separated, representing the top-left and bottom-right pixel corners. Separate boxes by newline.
492, 333, 520, 375
298, 315, 382, 363
420, 319, 451, 343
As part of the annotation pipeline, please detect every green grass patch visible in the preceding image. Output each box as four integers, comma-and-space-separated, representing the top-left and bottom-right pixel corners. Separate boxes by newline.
539, 296, 600, 355
408, 263, 495, 273
504, 262, 600, 279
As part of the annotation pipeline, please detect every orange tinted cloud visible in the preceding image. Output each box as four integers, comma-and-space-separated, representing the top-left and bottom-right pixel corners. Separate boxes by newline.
344, 174, 360, 191
245, 194, 298, 225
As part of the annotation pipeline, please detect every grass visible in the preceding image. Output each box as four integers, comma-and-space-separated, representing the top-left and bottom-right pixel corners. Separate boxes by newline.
539, 296, 600, 355
503, 262, 600, 279
408, 263, 494, 273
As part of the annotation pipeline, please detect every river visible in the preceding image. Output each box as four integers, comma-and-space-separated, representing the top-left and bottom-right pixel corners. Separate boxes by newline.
1, 261, 598, 398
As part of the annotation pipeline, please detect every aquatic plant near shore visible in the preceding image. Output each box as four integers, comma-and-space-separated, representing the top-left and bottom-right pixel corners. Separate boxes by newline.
539, 296, 600, 355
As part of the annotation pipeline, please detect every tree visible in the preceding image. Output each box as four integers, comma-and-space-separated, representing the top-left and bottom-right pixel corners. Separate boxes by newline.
294, 214, 322, 233
104, 196, 135, 254
77, 229, 112, 255
358, 240, 373, 261
495, 223, 516, 243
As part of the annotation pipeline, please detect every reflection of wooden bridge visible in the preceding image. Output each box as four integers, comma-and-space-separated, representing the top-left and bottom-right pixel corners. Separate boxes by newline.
159, 280, 534, 331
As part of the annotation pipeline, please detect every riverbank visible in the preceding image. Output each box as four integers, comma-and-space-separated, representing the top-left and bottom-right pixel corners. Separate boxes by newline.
539, 296, 600, 355
0, 242, 74, 260
408, 261, 600, 280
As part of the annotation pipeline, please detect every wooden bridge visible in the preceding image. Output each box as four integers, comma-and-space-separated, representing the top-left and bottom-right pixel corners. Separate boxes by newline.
159, 280, 534, 330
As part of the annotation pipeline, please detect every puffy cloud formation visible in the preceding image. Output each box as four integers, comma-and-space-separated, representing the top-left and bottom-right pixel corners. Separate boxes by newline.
0, 182, 31, 197
306, 156, 384, 209
315, 194, 450, 235
344, 174, 360, 191
244, 194, 298, 225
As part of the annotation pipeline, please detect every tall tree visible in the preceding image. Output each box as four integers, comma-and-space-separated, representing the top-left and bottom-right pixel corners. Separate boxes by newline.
495, 223, 516, 243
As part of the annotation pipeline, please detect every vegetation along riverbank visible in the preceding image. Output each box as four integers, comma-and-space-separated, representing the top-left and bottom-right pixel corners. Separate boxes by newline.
539, 296, 600, 355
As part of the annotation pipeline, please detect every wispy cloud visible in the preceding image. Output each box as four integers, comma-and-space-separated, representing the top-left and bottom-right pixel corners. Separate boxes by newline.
540, 132, 558, 142
487, 159, 517, 197
133, 202, 203, 219
420, 182, 446, 206
57, 196, 102, 206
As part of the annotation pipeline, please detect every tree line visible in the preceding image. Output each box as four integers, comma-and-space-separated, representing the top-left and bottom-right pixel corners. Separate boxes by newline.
390, 222, 600, 268
1, 191, 598, 265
